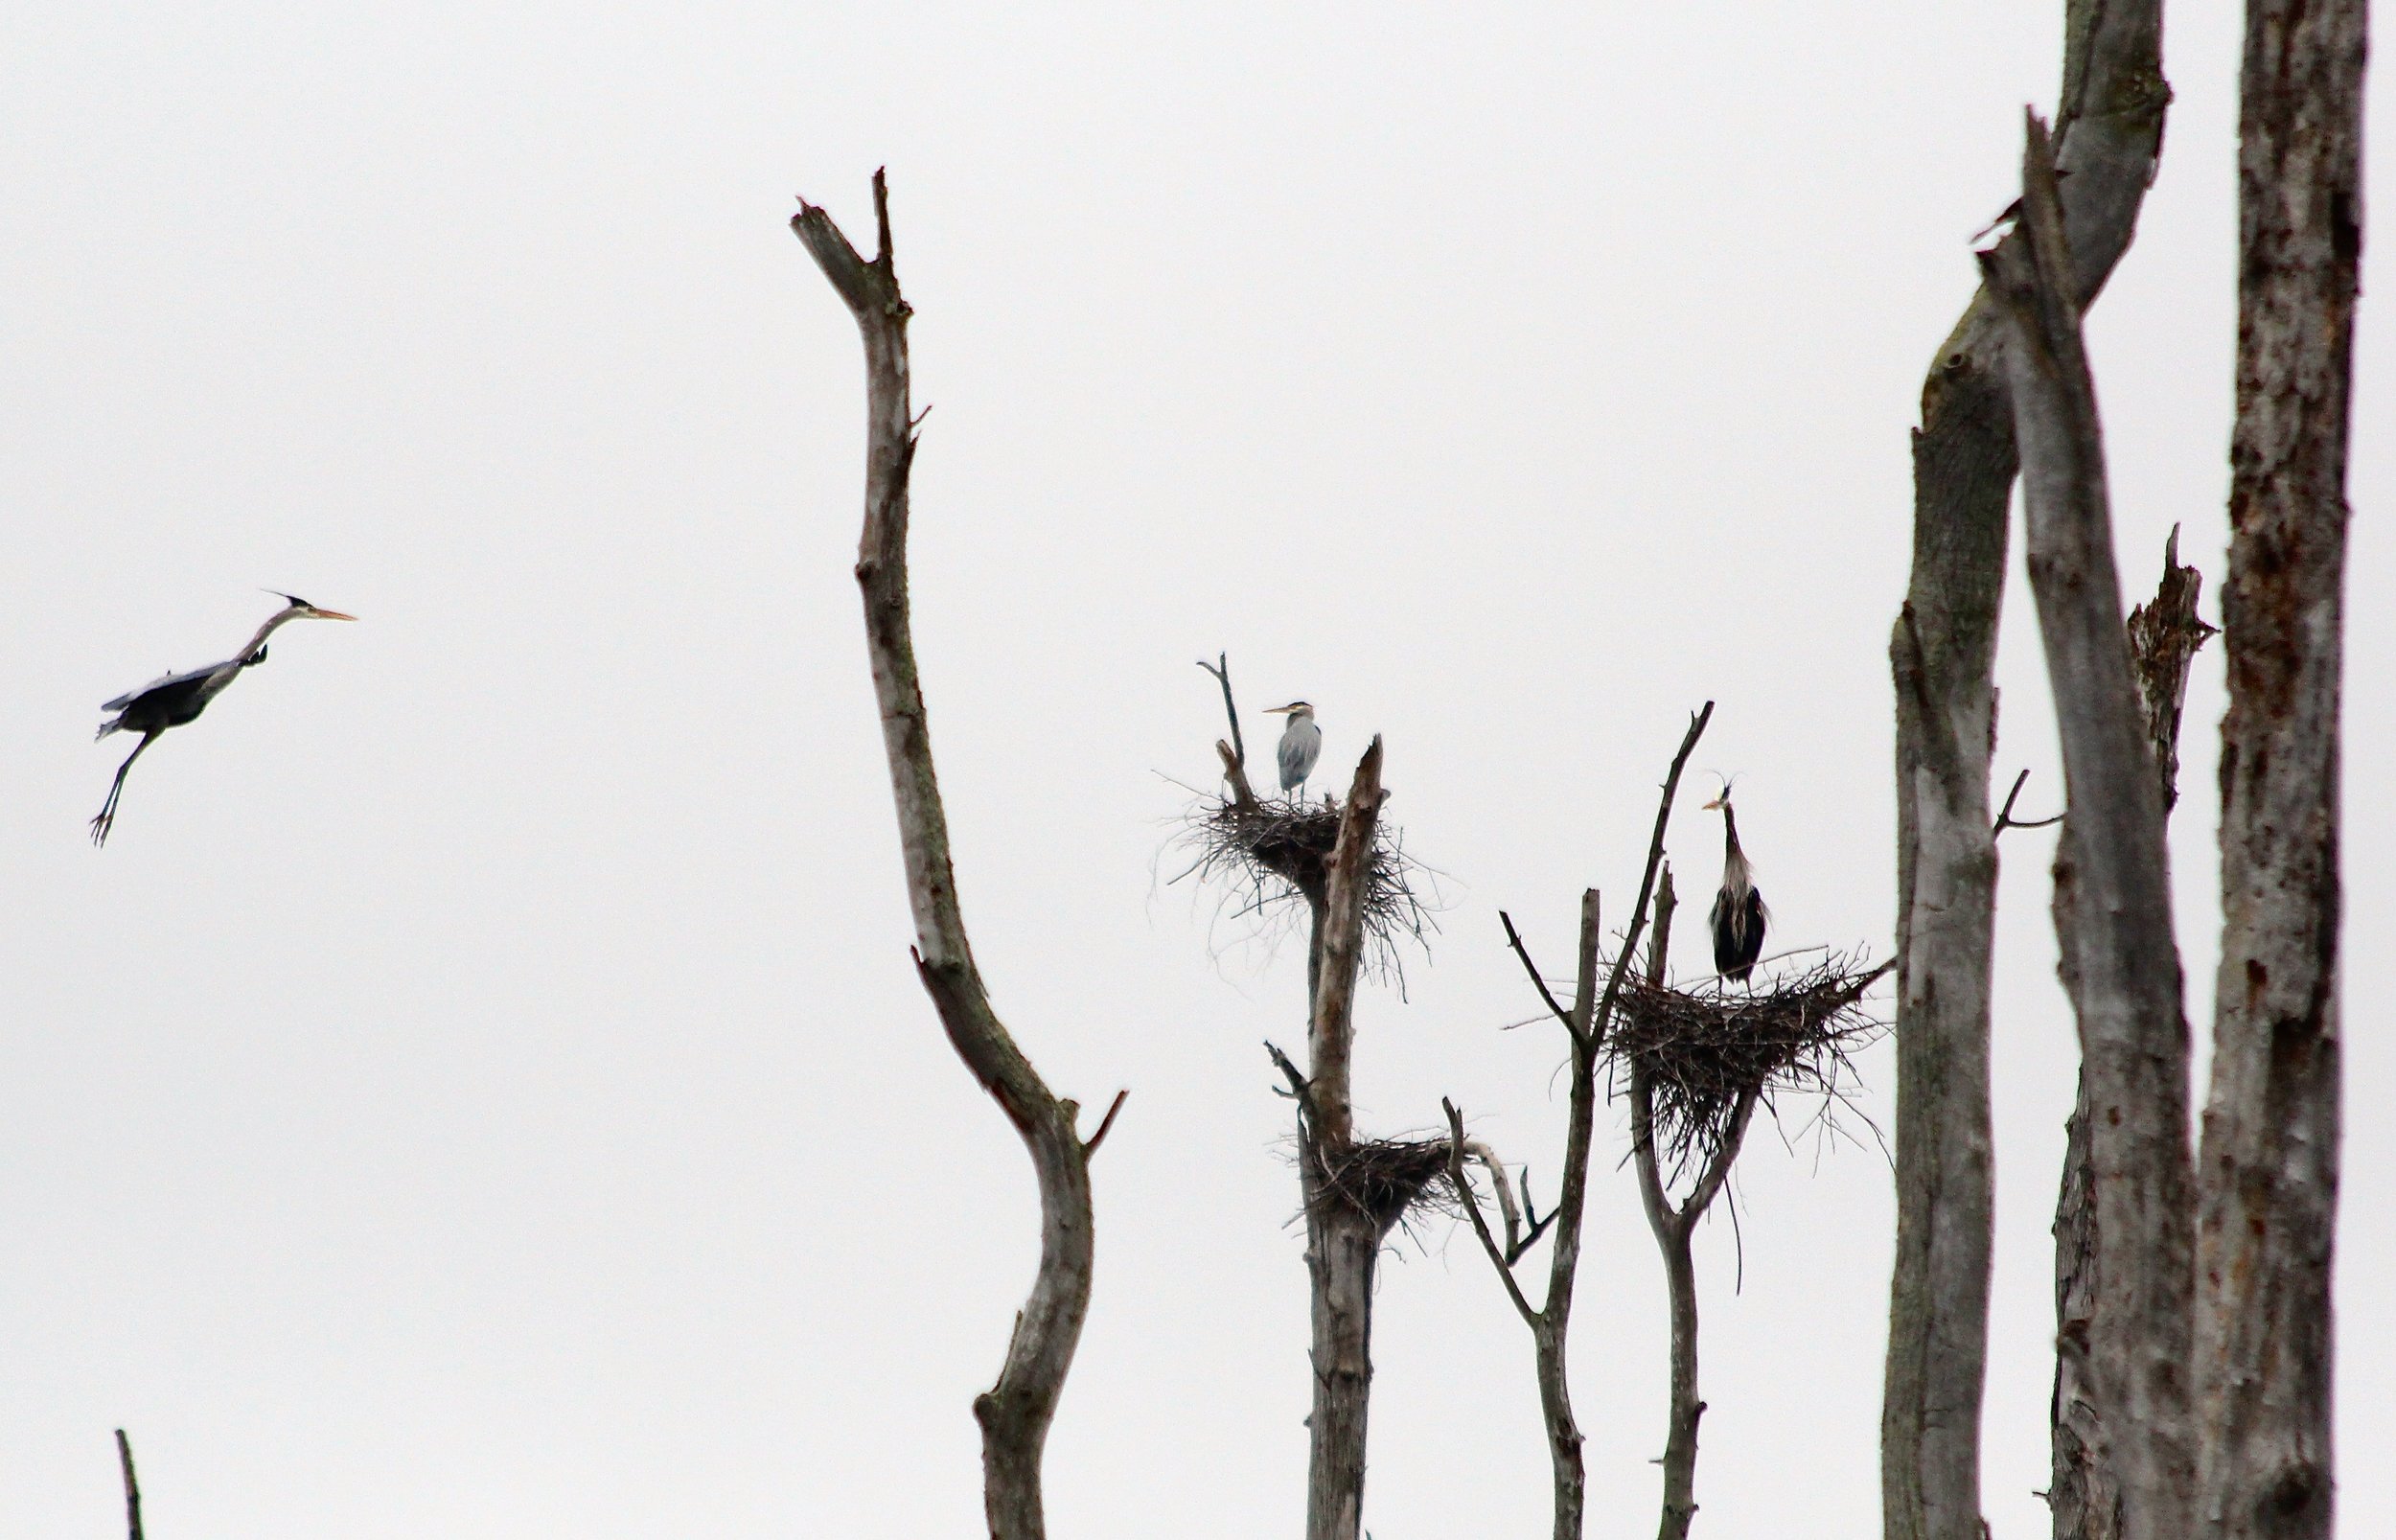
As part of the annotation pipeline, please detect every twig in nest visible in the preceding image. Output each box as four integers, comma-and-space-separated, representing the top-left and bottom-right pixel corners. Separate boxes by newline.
1608, 951, 1892, 1186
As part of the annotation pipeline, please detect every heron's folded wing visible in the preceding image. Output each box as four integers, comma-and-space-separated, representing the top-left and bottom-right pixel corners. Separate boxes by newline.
102, 658, 234, 711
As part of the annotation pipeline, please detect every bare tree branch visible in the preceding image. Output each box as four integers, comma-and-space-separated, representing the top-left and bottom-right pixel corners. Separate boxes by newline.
1995, 767, 2066, 836
1442, 706, 1711, 1540
1501, 909, 1582, 1046
115, 1430, 143, 1540
794, 173, 1106, 1540
1983, 113, 2196, 1540
1592, 705, 1715, 1055
1198, 654, 1261, 811
1461, 1139, 1528, 1255
1445, 1101, 1539, 1328
1082, 1089, 1131, 1157
2195, 3, 2361, 1533
1883, 8, 2168, 1537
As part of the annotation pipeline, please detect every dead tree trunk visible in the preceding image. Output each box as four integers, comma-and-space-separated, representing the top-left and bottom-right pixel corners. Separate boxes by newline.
2050, 532, 2215, 1540
1298, 741, 1389, 1540
1883, 9, 2167, 1539
794, 174, 1124, 1540
1983, 116, 2196, 1540
2195, 3, 2361, 1534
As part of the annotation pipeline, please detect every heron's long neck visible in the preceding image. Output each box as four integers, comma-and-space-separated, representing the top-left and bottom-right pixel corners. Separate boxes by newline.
1720, 810, 1751, 896
238, 606, 306, 660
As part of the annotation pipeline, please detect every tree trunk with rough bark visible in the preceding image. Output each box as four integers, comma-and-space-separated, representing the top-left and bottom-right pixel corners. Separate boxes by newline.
794, 175, 1122, 1540
1883, 9, 2168, 1539
2195, 2, 2361, 1534
2050, 532, 2214, 1540
1985, 115, 2197, 1540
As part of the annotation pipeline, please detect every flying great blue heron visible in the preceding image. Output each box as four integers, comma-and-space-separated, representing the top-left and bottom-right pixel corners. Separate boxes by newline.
1262, 701, 1321, 805
1703, 784, 1770, 982
90, 593, 356, 846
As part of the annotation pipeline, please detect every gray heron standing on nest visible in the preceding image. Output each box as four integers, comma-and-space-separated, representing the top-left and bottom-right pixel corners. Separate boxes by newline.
1703, 783, 1770, 982
1263, 701, 1321, 804
90, 593, 356, 846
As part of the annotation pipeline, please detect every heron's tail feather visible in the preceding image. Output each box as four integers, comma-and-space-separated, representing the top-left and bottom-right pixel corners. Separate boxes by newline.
96, 717, 124, 741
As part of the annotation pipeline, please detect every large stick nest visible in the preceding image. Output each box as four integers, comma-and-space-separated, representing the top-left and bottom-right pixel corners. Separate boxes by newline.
1607, 951, 1891, 1178
1175, 794, 1436, 982
1306, 1135, 1463, 1235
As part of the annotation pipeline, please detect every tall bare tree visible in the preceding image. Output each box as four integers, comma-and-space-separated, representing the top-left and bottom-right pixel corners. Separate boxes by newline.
1446, 704, 1714, 1540
1882, 8, 2168, 1538
1983, 115, 2198, 1540
2195, 3, 2361, 1534
794, 174, 1126, 1540
1193, 662, 1424, 1540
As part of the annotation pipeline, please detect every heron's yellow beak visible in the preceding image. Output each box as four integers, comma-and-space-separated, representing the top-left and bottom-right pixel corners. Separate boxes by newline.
1701, 795, 1726, 811
306, 608, 358, 622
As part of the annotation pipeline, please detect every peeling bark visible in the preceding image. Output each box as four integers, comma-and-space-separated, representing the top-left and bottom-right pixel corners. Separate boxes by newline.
795, 175, 1115, 1540
1883, 9, 2167, 1538
2195, 2, 2361, 1534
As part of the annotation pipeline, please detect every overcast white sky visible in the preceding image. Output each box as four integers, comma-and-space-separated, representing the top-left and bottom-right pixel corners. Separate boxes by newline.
3, 4, 2386, 1536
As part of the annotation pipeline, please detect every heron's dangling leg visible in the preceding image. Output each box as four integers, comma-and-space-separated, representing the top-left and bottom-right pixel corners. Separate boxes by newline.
90, 731, 159, 847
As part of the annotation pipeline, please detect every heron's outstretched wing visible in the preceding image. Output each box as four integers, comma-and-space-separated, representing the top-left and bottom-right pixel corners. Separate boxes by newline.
102, 657, 240, 712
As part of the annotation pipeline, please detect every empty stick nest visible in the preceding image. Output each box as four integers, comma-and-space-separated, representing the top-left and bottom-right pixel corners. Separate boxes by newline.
1309, 1135, 1463, 1234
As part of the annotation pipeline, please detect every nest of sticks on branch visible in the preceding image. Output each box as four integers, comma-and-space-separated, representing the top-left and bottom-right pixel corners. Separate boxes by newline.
1175, 794, 1436, 982
1306, 1134, 1463, 1235
1607, 951, 1891, 1181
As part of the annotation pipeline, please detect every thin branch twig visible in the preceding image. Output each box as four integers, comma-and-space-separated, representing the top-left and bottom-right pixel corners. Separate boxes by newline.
1445, 1100, 1538, 1326
1993, 767, 2064, 835
115, 1430, 143, 1540
1501, 909, 1582, 1047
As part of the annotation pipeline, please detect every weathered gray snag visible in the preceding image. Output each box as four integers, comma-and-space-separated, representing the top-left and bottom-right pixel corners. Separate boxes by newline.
1883, 7, 2167, 1537
1984, 115, 2196, 1540
1448, 703, 1714, 1540
2050, 532, 2213, 1540
2196, 2, 2361, 1534
794, 174, 1121, 1540
1298, 740, 1389, 1540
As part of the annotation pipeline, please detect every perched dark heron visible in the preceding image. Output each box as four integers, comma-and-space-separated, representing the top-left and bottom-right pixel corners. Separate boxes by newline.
1263, 701, 1321, 804
1702, 785, 1770, 982
90, 593, 356, 846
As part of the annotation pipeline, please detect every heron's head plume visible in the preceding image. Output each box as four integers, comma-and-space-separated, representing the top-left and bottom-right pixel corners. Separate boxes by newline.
1700, 772, 1739, 814
262, 590, 357, 623
1264, 701, 1315, 721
